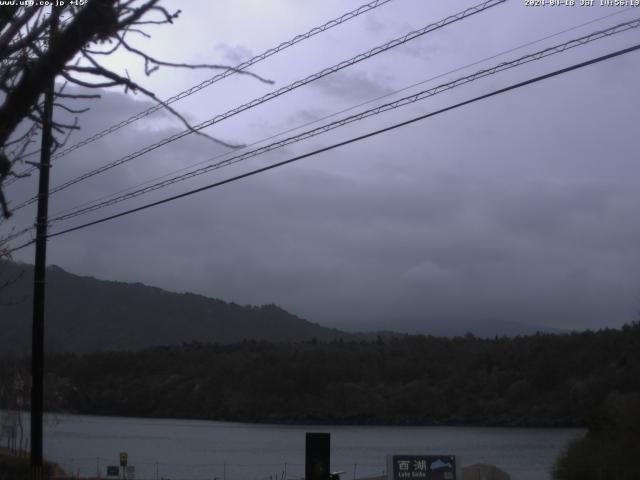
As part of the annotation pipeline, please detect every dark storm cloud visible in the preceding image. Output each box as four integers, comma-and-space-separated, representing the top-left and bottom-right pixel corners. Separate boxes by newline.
4, 2, 640, 335
9, 73, 640, 333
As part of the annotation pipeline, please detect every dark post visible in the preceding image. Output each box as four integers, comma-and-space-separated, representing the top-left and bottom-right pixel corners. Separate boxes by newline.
31, 7, 58, 480
305, 432, 330, 480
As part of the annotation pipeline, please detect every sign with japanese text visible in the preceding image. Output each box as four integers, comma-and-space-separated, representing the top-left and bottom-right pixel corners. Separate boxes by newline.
387, 455, 457, 480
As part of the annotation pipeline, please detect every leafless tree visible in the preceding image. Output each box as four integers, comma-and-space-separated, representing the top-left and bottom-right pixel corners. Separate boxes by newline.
0, 234, 24, 305
0, 0, 270, 220
0, 364, 28, 455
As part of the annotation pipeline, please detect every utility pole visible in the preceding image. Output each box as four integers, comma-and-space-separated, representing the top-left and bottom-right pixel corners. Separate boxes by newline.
31, 6, 58, 480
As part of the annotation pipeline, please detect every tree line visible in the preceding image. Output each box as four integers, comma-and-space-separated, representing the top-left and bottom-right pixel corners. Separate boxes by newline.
1, 323, 639, 427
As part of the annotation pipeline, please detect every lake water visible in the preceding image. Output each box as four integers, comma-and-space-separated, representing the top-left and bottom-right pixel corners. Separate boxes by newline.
33, 413, 584, 480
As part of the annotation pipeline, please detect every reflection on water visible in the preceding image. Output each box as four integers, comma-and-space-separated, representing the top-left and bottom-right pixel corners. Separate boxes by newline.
40, 413, 582, 480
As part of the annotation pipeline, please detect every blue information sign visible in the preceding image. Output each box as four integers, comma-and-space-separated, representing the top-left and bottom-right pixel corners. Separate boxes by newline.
388, 455, 456, 480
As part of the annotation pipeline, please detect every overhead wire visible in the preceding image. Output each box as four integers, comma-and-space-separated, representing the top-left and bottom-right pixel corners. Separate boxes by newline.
1, 225, 35, 244
8, 0, 507, 212
5, 0, 397, 183
44, 18, 640, 224
48, 5, 638, 220
7, 41, 639, 255
5, 14, 639, 245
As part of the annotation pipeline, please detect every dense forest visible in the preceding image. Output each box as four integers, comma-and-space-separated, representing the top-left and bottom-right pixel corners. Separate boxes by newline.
553, 389, 640, 480
1, 323, 639, 427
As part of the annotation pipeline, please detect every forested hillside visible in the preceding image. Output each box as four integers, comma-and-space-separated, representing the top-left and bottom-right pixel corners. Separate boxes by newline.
0, 262, 350, 355
2, 324, 638, 427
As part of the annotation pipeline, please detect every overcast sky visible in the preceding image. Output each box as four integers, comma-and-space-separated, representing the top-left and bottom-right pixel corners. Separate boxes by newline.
3, 0, 640, 333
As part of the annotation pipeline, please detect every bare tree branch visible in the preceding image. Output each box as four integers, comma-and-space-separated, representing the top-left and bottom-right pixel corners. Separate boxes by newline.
0, 0, 121, 147
117, 36, 274, 84
0, 0, 270, 219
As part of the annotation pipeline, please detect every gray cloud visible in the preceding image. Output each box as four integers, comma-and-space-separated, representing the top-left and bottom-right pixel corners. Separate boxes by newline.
214, 43, 254, 65
285, 109, 328, 128
314, 70, 395, 101
364, 15, 386, 36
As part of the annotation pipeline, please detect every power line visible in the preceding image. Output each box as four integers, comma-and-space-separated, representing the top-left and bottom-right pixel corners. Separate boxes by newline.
6, 42, 632, 252
6, 237, 37, 255
47, 6, 638, 221
2, 225, 35, 244
4, 10, 636, 246
9, 0, 506, 212
5, 0, 397, 183
4, 14, 637, 247
45, 18, 640, 224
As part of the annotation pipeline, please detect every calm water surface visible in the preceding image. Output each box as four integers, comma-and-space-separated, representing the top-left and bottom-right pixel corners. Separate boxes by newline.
41, 414, 583, 480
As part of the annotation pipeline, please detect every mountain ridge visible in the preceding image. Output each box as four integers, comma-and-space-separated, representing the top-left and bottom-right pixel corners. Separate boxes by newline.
0, 261, 352, 355
0, 261, 563, 355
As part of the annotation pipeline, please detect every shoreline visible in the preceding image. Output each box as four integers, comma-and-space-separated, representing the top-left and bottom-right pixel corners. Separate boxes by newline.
34, 410, 588, 431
